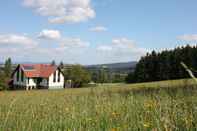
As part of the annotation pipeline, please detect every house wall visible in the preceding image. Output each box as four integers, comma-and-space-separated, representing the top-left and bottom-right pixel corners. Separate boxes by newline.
13, 67, 37, 87
27, 78, 37, 87
13, 67, 26, 87
39, 78, 48, 87
48, 69, 64, 89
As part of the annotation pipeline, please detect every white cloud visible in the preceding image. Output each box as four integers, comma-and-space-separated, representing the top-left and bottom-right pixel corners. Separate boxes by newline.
0, 31, 91, 63
177, 34, 197, 41
89, 26, 107, 32
37, 29, 89, 48
38, 29, 61, 40
0, 34, 37, 47
23, 0, 67, 16
60, 37, 90, 48
97, 45, 112, 51
0, 32, 147, 64
97, 38, 147, 62
111, 38, 135, 49
23, 0, 95, 24
91, 38, 149, 63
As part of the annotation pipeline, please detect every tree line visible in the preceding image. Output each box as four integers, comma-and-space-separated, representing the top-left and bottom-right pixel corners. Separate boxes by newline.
126, 45, 197, 83
62, 65, 126, 87
90, 67, 126, 84
0, 58, 12, 90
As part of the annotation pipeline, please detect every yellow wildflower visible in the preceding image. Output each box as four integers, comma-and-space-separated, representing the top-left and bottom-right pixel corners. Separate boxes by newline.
111, 111, 120, 118
65, 107, 69, 112
111, 128, 118, 131
144, 100, 157, 108
143, 122, 151, 128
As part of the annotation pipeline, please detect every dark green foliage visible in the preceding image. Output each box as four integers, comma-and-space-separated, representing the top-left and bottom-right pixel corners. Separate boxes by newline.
59, 61, 64, 69
64, 65, 91, 87
98, 67, 108, 84
4, 57, 12, 77
126, 45, 197, 83
0, 57, 12, 90
89, 67, 109, 83
125, 72, 135, 83
112, 73, 126, 83
51, 60, 56, 66
0, 71, 8, 90
90, 67, 126, 83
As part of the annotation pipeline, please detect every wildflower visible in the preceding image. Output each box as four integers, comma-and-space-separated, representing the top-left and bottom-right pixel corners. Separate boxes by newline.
111, 111, 120, 118
111, 128, 118, 131
184, 116, 193, 127
144, 100, 157, 108
65, 107, 69, 112
143, 122, 151, 128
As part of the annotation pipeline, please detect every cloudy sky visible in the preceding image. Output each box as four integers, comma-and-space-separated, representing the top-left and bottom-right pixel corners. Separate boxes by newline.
0, 0, 197, 64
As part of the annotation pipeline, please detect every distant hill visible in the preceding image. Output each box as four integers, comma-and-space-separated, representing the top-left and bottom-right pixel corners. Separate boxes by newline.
85, 61, 137, 73
0, 61, 137, 74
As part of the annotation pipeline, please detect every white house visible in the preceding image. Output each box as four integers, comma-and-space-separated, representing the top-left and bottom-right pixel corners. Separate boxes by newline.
11, 64, 65, 90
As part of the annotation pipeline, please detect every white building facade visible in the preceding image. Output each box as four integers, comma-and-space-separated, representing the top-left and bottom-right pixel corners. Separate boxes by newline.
12, 64, 64, 90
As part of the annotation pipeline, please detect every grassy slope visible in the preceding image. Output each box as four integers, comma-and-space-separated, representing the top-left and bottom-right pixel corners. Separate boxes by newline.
97, 78, 197, 93
0, 79, 197, 130
1, 78, 196, 95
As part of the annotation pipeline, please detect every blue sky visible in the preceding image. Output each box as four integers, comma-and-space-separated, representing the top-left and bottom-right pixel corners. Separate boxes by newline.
0, 0, 197, 64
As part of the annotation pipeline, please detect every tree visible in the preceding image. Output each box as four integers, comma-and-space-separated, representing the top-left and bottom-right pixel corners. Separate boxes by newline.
0, 57, 12, 90
112, 73, 125, 83
98, 67, 108, 84
4, 57, 12, 77
0, 71, 8, 90
51, 60, 56, 66
90, 71, 99, 83
127, 45, 197, 83
64, 65, 91, 88
59, 61, 64, 69
125, 72, 135, 83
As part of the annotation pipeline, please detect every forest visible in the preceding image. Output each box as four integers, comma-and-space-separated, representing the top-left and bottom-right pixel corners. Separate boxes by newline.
126, 45, 197, 83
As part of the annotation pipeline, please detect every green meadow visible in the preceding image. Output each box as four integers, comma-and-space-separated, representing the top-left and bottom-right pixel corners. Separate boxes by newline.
0, 79, 197, 131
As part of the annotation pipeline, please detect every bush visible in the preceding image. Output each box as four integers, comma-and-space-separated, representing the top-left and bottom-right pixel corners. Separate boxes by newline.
64, 65, 91, 88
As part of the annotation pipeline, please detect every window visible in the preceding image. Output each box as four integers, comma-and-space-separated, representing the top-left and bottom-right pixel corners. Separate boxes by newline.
17, 70, 19, 81
27, 78, 29, 84
47, 78, 49, 85
58, 70, 60, 82
53, 71, 56, 82
21, 70, 24, 82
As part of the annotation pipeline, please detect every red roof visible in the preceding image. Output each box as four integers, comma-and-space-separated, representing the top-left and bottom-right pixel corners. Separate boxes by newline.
20, 64, 57, 78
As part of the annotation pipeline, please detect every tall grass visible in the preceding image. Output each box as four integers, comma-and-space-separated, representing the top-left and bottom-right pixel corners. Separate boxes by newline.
0, 84, 197, 130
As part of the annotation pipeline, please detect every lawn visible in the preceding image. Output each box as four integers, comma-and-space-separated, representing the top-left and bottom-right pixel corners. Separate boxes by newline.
0, 79, 197, 130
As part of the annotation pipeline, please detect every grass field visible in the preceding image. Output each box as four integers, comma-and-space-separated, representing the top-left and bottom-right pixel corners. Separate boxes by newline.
0, 79, 197, 130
